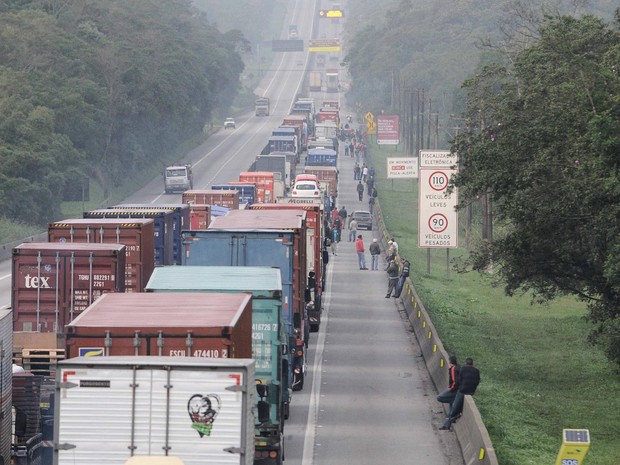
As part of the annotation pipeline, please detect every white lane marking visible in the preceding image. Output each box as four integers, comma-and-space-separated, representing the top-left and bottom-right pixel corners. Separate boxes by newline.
0, 274, 10, 281
302, 252, 332, 465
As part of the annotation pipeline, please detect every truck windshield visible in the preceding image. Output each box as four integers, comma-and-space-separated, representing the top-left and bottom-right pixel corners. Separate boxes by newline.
166, 168, 187, 177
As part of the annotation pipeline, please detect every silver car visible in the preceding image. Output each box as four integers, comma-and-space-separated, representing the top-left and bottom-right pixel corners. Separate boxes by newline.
352, 210, 372, 230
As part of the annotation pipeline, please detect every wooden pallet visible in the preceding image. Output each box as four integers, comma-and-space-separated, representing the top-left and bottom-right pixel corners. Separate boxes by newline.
14, 348, 66, 375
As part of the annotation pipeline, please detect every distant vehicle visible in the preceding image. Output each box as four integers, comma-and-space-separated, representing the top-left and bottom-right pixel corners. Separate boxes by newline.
352, 210, 372, 230
163, 164, 193, 194
288, 24, 298, 39
224, 117, 236, 129
309, 71, 322, 91
291, 179, 321, 198
255, 97, 270, 116
325, 69, 339, 93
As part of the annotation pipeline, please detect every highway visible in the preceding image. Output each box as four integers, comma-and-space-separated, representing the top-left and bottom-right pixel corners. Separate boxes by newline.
2, 0, 466, 463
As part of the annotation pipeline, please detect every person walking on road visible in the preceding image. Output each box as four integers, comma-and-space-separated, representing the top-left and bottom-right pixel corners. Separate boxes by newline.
440, 357, 480, 430
368, 196, 375, 214
362, 165, 369, 182
385, 259, 399, 297
348, 217, 358, 242
437, 355, 460, 411
357, 181, 364, 201
369, 238, 381, 270
355, 235, 367, 270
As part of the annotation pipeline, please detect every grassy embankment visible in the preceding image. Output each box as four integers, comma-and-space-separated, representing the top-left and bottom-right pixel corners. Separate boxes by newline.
370, 144, 620, 465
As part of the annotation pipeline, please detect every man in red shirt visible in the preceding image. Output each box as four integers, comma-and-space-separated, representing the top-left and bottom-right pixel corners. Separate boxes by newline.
436, 355, 460, 411
355, 235, 367, 270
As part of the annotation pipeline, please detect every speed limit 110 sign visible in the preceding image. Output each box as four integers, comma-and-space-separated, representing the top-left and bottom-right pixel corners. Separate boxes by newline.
418, 168, 458, 248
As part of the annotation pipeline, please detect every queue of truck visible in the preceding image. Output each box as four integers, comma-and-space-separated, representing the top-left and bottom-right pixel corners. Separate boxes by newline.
6, 95, 343, 465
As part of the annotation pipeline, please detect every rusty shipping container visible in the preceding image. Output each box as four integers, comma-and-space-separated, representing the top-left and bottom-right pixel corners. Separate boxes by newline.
12, 243, 126, 334
48, 218, 155, 292
188, 204, 211, 229
65, 292, 253, 359
182, 189, 240, 209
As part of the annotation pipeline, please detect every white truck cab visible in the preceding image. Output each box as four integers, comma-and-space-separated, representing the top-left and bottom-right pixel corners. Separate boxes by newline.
163, 164, 193, 194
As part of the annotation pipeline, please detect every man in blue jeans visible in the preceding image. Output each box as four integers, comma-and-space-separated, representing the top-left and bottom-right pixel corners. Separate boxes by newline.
369, 238, 381, 270
355, 235, 367, 270
439, 357, 480, 430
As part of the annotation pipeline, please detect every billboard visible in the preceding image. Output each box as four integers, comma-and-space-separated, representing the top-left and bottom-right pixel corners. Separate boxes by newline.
377, 115, 400, 145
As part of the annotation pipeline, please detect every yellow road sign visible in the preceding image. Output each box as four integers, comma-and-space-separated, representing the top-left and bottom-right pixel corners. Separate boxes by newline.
364, 111, 374, 122
367, 120, 377, 134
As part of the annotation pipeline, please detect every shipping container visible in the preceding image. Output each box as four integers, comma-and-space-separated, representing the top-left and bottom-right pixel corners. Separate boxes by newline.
182, 189, 240, 210
0, 309, 11, 465
145, 266, 288, 461
65, 293, 253, 359
212, 183, 256, 206
112, 204, 190, 265
48, 218, 155, 292
249, 203, 325, 331
12, 243, 126, 333
188, 204, 210, 229
238, 172, 275, 203
54, 357, 255, 465
304, 165, 339, 198
306, 148, 338, 167
83, 208, 175, 266
183, 209, 309, 391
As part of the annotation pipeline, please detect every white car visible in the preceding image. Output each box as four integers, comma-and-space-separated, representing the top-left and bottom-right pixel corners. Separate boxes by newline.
224, 117, 236, 129
291, 180, 321, 198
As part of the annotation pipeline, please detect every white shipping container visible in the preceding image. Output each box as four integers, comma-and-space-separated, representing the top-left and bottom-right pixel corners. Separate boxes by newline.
0, 309, 11, 465
54, 357, 255, 465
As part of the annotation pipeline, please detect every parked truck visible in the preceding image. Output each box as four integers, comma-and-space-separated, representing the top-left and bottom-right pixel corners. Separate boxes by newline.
253, 155, 292, 193
183, 189, 241, 210
145, 266, 288, 464
163, 164, 193, 194
306, 148, 338, 167
53, 357, 255, 465
249, 203, 325, 331
183, 209, 309, 391
325, 69, 339, 93
255, 97, 270, 116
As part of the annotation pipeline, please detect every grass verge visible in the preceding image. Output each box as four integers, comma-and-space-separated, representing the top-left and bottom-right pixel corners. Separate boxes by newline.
370, 144, 620, 465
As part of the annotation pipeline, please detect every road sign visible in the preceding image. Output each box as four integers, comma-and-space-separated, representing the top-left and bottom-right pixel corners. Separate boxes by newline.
387, 157, 418, 179
418, 168, 458, 248
419, 149, 458, 168
367, 120, 376, 135
364, 111, 374, 122
319, 9, 344, 18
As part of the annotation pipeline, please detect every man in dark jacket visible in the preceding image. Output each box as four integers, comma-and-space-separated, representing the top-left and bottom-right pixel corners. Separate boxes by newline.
385, 259, 399, 298
440, 357, 480, 430
357, 181, 364, 201
393, 257, 410, 298
436, 355, 460, 410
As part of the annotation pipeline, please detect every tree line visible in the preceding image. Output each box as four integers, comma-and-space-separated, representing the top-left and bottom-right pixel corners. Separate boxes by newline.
0, 0, 246, 225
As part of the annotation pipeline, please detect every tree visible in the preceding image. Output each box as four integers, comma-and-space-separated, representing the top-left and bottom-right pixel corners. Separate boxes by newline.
452, 14, 620, 366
